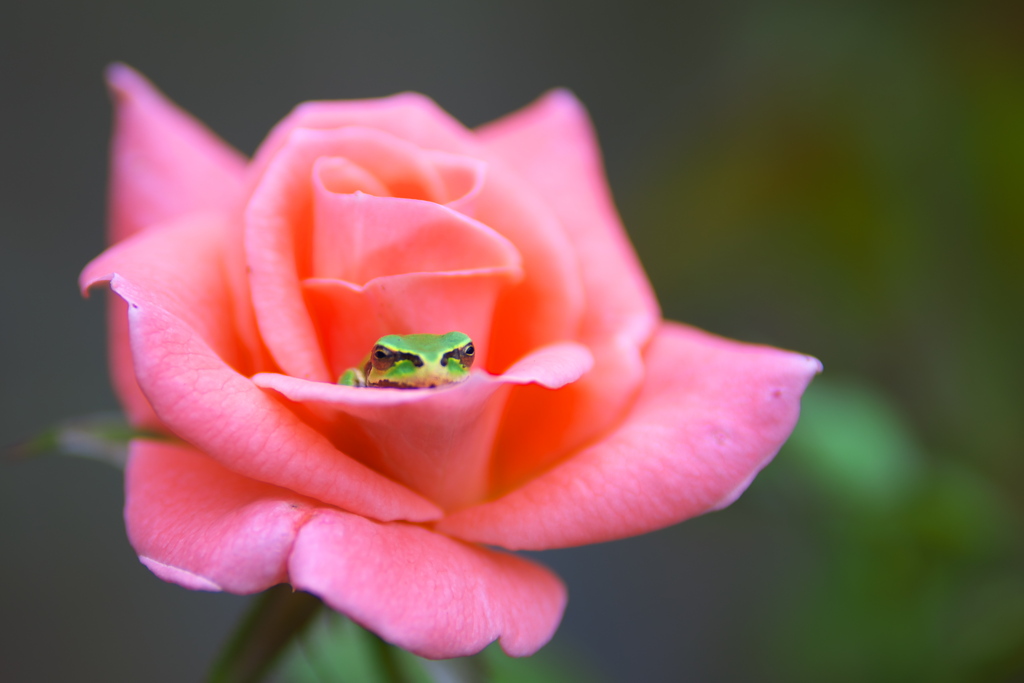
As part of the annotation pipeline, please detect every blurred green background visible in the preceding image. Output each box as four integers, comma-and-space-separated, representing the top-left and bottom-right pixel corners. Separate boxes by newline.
2, 0, 1022, 681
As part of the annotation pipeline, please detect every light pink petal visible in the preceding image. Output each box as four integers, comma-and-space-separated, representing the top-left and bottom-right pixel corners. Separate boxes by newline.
476, 91, 663, 472
249, 93, 476, 184
471, 167, 585, 372
490, 335, 644, 491
252, 341, 592, 404
125, 439, 314, 594
245, 127, 508, 382
289, 509, 567, 659
103, 65, 248, 425
82, 214, 255, 374
311, 126, 449, 203
310, 180, 520, 284
85, 214, 265, 429
246, 96, 585, 377
315, 156, 391, 197
437, 322, 822, 550
478, 89, 659, 349
312, 147, 484, 213
428, 150, 487, 216
106, 294, 162, 428
253, 342, 593, 510
87, 212, 273, 425
105, 64, 247, 243
82, 259, 441, 521
497, 341, 597, 388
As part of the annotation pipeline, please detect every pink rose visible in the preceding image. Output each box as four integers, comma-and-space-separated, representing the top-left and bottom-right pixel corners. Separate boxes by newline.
81, 64, 821, 659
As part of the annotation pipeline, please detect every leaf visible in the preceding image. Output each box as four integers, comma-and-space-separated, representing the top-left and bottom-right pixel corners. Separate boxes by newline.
786, 378, 924, 510
278, 613, 595, 683
6, 411, 167, 469
208, 584, 324, 683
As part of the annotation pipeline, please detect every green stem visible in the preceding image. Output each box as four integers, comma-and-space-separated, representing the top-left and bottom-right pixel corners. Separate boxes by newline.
368, 630, 415, 683
206, 585, 324, 683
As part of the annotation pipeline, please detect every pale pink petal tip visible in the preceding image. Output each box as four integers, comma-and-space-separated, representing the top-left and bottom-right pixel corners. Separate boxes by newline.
139, 556, 223, 592
537, 87, 586, 116
105, 62, 150, 98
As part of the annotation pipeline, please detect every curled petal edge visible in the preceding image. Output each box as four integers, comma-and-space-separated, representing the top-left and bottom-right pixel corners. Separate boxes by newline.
85, 272, 442, 523
125, 440, 566, 659
437, 322, 822, 550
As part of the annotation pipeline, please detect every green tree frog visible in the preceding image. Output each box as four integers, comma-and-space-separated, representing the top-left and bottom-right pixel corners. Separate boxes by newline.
338, 332, 476, 388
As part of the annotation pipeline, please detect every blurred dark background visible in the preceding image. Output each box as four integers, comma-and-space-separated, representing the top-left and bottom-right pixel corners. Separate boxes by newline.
3, 0, 1023, 681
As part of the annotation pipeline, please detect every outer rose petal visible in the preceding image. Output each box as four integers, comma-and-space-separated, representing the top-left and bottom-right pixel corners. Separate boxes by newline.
106, 63, 246, 243
482, 90, 662, 486
113, 279, 440, 521
491, 335, 645, 490
81, 218, 440, 522
253, 342, 593, 510
289, 510, 567, 659
107, 296, 162, 429
249, 93, 477, 184
83, 214, 256, 374
437, 322, 823, 550
91, 212, 264, 428
471, 167, 585, 373
126, 440, 566, 659
125, 439, 313, 594
105, 64, 248, 426
478, 89, 659, 348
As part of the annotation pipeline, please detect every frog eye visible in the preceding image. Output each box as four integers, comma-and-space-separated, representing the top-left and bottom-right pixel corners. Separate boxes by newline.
370, 345, 396, 371
460, 343, 475, 368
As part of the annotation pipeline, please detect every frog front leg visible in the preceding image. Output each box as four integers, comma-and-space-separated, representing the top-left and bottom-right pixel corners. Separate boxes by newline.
338, 366, 367, 386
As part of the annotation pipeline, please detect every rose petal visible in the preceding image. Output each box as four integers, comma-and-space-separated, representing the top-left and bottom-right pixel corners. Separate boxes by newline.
252, 92, 587, 375
253, 342, 593, 510
428, 150, 487, 216
125, 439, 313, 594
497, 341, 597, 388
303, 127, 484, 207
315, 156, 391, 197
82, 226, 442, 521
249, 93, 477, 184
491, 335, 645, 490
289, 510, 567, 659
107, 295, 162, 428
82, 213, 262, 374
103, 65, 248, 426
437, 322, 822, 549
105, 63, 246, 243
303, 270, 518, 378
245, 127, 507, 382
310, 181, 520, 284
479, 89, 663, 481
471, 168, 585, 373
252, 341, 592, 404
478, 89, 659, 348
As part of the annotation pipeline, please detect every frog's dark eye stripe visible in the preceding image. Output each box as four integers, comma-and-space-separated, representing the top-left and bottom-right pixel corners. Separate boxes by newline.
371, 346, 425, 372
441, 343, 475, 369
394, 352, 425, 367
